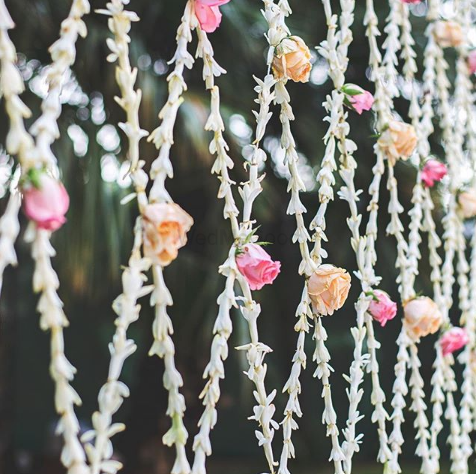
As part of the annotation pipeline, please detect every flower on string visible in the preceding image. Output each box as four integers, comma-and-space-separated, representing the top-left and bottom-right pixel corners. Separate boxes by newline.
194, 0, 231, 33
468, 50, 476, 75
378, 119, 417, 165
421, 159, 447, 187
22, 168, 70, 232
403, 296, 443, 340
236, 243, 281, 291
433, 20, 463, 48
342, 84, 374, 114
272, 36, 312, 83
142, 202, 194, 266
367, 290, 397, 327
458, 189, 476, 219
401, 0, 421, 3
308, 264, 351, 316
440, 327, 469, 356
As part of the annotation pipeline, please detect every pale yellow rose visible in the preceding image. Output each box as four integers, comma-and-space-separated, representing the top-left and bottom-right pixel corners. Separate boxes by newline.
434, 20, 463, 48
378, 120, 417, 165
272, 36, 312, 83
142, 203, 194, 267
459, 190, 476, 219
308, 264, 351, 316
404, 297, 443, 340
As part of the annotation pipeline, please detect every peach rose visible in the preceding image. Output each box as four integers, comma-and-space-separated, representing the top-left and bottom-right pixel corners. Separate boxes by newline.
142, 203, 194, 267
404, 297, 443, 340
459, 189, 476, 219
434, 21, 463, 48
378, 120, 417, 164
272, 36, 312, 83
308, 264, 351, 316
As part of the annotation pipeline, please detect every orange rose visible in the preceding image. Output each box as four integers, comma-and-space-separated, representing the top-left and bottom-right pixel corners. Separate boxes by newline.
459, 190, 476, 219
404, 297, 443, 340
308, 264, 351, 316
378, 120, 417, 164
272, 36, 312, 83
142, 203, 193, 267
434, 20, 463, 48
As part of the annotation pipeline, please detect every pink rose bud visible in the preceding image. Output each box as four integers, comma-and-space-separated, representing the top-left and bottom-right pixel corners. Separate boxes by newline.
236, 243, 281, 291
342, 84, 374, 114
468, 50, 476, 75
194, 0, 230, 33
440, 327, 469, 356
197, 0, 230, 5
368, 290, 398, 327
402, 0, 421, 3
421, 159, 448, 187
23, 171, 70, 232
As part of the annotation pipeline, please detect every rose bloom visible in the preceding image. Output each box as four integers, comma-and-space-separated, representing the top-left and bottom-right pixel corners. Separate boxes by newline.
272, 36, 312, 83
23, 172, 70, 232
402, 0, 421, 3
308, 264, 351, 316
421, 159, 447, 187
343, 84, 374, 114
459, 189, 476, 219
434, 20, 463, 48
468, 50, 476, 75
142, 203, 194, 267
378, 120, 417, 165
404, 297, 443, 340
368, 290, 397, 327
440, 327, 469, 356
194, 0, 230, 33
236, 243, 281, 291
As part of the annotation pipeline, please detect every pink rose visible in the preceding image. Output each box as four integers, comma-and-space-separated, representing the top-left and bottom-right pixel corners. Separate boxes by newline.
421, 159, 448, 187
440, 327, 469, 356
468, 50, 476, 75
402, 0, 421, 3
23, 172, 70, 232
343, 84, 374, 114
236, 243, 281, 291
196, 0, 230, 5
194, 0, 231, 33
368, 290, 397, 327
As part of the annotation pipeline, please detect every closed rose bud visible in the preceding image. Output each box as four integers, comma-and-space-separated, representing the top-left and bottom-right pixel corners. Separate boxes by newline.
402, 0, 421, 3
459, 189, 476, 219
468, 50, 476, 75
421, 159, 447, 187
440, 327, 469, 356
343, 84, 375, 114
308, 264, 351, 316
368, 290, 397, 327
434, 20, 463, 48
23, 171, 70, 232
378, 120, 417, 164
236, 243, 281, 291
142, 203, 193, 267
197, 0, 230, 4
404, 297, 443, 340
272, 36, 312, 83
194, 4, 222, 33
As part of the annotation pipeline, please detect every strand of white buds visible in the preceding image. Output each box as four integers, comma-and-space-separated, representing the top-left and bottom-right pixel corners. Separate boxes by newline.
81, 3, 152, 474
146, 4, 196, 473
467, 227, 476, 433
382, 0, 401, 99
192, 21, 278, 474
0, 1, 91, 473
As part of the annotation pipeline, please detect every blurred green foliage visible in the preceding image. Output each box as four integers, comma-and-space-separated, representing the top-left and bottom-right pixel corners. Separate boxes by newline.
0, 0, 462, 473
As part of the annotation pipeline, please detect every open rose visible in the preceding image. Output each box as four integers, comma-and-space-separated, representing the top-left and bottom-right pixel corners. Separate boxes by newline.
440, 327, 469, 356
404, 297, 443, 340
23, 170, 70, 232
272, 36, 312, 83
342, 84, 374, 114
459, 190, 476, 218
142, 203, 193, 267
236, 243, 281, 291
194, 0, 231, 33
421, 159, 447, 187
368, 290, 397, 327
308, 264, 351, 316
378, 120, 417, 165
434, 21, 463, 48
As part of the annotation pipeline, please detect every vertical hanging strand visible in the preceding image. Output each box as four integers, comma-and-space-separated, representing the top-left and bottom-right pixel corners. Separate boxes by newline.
81, 3, 152, 474
193, 19, 279, 474
146, 3, 195, 474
